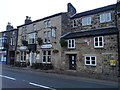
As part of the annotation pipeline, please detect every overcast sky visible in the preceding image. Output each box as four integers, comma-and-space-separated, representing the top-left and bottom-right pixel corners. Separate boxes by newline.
0, 0, 117, 32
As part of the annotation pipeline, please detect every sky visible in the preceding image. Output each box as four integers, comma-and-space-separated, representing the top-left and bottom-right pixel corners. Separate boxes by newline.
0, 0, 117, 32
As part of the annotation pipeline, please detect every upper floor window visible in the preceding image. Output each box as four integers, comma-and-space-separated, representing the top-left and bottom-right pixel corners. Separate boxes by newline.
28, 33, 36, 44
100, 12, 111, 23
44, 31, 51, 43
85, 56, 96, 66
33, 24, 37, 31
68, 39, 75, 49
82, 16, 91, 26
44, 20, 51, 28
94, 36, 104, 48
72, 20, 77, 27
51, 28, 56, 38
10, 38, 14, 45
3, 33, 6, 36
0, 38, 2, 47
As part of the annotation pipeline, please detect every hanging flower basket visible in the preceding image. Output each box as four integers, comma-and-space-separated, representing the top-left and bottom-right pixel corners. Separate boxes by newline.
21, 39, 28, 46
60, 39, 67, 47
37, 37, 43, 45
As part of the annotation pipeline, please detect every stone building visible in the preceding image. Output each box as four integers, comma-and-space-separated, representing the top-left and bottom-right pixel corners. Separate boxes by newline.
15, 3, 76, 69
0, 23, 18, 64
61, 4, 119, 77
16, 13, 71, 69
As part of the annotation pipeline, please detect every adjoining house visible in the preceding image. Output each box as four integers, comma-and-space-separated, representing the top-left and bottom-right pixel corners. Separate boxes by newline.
61, 4, 119, 76
0, 23, 18, 65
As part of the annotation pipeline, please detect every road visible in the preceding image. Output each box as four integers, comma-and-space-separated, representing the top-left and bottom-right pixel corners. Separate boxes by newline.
0, 65, 119, 89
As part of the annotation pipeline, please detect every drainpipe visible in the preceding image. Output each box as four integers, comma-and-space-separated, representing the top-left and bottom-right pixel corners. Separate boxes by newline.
115, 2, 120, 77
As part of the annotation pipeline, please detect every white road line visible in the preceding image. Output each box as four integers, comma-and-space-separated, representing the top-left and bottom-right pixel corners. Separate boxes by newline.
0, 75, 16, 81
29, 82, 56, 90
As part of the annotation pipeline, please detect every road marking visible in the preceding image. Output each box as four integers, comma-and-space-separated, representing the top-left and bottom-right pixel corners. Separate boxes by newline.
29, 82, 56, 90
0, 75, 16, 81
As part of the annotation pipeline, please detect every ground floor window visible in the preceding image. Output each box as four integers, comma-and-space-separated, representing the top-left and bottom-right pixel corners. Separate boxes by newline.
85, 56, 96, 66
42, 50, 51, 63
20, 51, 26, 62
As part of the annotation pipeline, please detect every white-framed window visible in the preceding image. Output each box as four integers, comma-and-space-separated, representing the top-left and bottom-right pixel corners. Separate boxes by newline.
33, 24, 37, 31
42, 50, 51, 64
28, 33, 36, 44
100, 12, 111, 23
44, 20, 51, 28
68, 39, 75, 49
51, 28, 56, 38
20, 51, 26, 62
82, 16, 91, 26
10, 38, 14, 45
44, 31, 51, 43
3, 33, 6, 36
94, 36, 104, 48
85, 56, 96, 66
72, 19, 77, 27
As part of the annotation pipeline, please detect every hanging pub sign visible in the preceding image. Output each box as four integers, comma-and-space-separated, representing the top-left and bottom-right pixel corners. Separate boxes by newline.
110, 60, 117, 67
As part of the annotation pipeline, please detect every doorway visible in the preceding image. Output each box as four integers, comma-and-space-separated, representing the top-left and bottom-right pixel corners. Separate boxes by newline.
69, 54, 76, 70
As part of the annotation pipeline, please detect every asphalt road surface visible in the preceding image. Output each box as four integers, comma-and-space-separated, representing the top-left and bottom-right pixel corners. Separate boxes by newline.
0, 65, 119, 90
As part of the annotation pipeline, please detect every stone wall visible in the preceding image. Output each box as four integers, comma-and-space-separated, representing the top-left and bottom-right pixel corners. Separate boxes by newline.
62, 34, 118, 76
71, 10, 116, 31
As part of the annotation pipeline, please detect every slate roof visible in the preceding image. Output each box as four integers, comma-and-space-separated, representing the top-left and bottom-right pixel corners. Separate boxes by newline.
61, 26, 118, 39
17, 12, 65, 28
71, 4, 116, 19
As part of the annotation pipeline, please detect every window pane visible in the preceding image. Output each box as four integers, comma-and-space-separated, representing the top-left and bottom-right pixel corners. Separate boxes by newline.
86, 57, 90, 60
106, 13, 111, 22
72, 40, 74, 47
47, 20, 51, 27
44, 21, 47, 28
43, 56, 46, 62
88, 17, 91, 25
92, 61, 95, 64
100, 14, 105, 23
47, 56, 51, 62
99, 37, 102, 41
95, 38, 98, 41
43, 51, 46, 55
91, 57, 95, 60
74, 20, 77, 26
99, 42, 103, 46
86, 61, 90, 64
51, 29, 56, 37
48, 51, 51, 55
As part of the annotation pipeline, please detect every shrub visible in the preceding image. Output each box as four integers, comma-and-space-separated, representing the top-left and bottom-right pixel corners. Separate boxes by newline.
60, 39, 67, 47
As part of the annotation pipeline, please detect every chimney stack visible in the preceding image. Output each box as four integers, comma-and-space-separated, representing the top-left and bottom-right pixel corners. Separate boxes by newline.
6, 22, 14, 31
25, 16, 32, 24
67, 3, 76, 17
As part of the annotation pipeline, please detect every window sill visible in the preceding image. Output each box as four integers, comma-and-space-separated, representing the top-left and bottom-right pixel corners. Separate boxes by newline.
85, 65, 96, 67
94, 46, 104, 49
67, 47, 76, 50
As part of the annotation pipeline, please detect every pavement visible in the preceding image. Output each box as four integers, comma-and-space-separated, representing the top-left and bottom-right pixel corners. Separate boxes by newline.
1, 64, 119, 82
